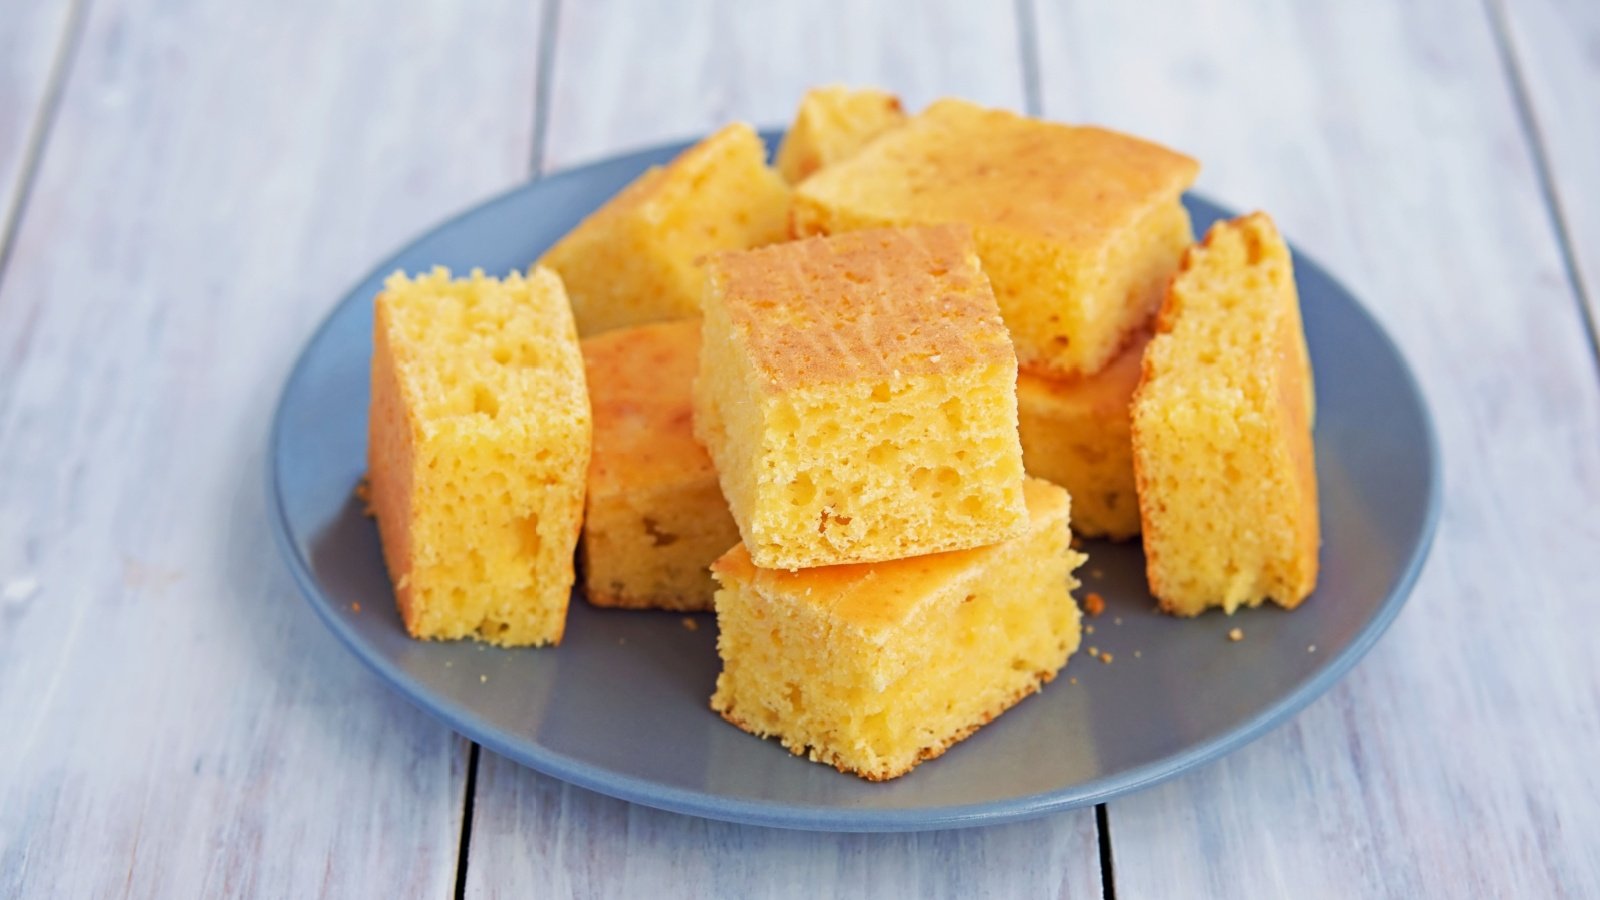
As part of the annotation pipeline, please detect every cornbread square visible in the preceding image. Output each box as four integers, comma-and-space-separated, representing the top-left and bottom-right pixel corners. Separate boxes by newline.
793, 98, 1199, 378
1018, 332, 1150, 540
368, 266, 590, 646
710, 478, 1085, 781
580, 320, 740, 611
1131, 213, 1319, 616
693, 225, 1028, 570
540, 123, 792, 336
775, 85, 907, 183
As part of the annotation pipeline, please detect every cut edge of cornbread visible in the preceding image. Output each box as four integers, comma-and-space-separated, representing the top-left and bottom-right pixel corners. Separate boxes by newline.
580, 319, 739, 612
539, 123, 792, 337
1017, 330, 1150, 540
368, 265, 590, 646
709, 479, 1085, 781
693, 225, 1028, 570
1131, 212, 1319, 616
775, 85, 908, 184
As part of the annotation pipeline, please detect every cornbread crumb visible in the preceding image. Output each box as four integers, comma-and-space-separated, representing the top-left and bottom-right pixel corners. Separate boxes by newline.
1132, 212, 1319, 616
1308, 644, 1317, 653
1017, 333, 1149, 538
710, 480, 1085, 781
351, 602, 361, 613
1228, 627, 1244, 642
368, 267, 590, 647
794, 98, 1198, 377
1070, 677, 1078, 685
355, 478, 373, 516
681, 617, 700, 632
776, 86, 906, 183
1085, 625, 1095, 635
1088, 646, 1099, 657
695, 225, 1027, 569
1083, 592, 1106, 617
1114, 617, 1123, 626
480, 675, 487, 683
1134, 650, 1142, 658
581, 321, 739, 611
1100, 652, 1113, 664
541, 123, 791, 336
1091, 568, 1104, 578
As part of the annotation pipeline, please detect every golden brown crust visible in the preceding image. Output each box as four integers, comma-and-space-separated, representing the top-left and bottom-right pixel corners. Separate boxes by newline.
581, 319, 715, 493
705, 225, 1013, 391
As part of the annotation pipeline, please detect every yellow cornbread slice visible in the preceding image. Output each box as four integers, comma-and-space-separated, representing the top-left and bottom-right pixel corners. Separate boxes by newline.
693, 225, 1027, 570
793, 98, 1198, 378
775, 85, 907, 184
710, 478, 1085, 781
368, 266, 589, 646
1131, 212, 1319, 616
540, 123, 791, 336
580, 320, 740, 611
1017, 332, 1150, 540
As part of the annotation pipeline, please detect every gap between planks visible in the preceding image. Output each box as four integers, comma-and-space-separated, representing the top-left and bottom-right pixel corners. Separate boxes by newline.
0, 0, 91, 298
1482, 0, 1600, 386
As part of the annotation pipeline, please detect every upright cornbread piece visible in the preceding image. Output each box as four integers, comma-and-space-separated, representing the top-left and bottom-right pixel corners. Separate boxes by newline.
693, 225, 1028, 570
711, 479, 1085, 781
775, 85, 907, 183
581, 320, 740, 611
1018, 331, 1150, 540
368, 267, 590, 646
1131, 213, 1319, 615
793, 98, 1198, 378
540, 123, 791, 336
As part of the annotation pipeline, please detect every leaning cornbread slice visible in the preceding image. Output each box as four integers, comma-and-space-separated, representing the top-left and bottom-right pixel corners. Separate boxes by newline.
710, 478, 1085, 781
368, 266, 589, 646
1131, 213, 1318, 616
1017, 331, 1150, 540
793, 98, 1198, 378
693, 225, 1027, 570
580, 319, 740, 611
540, 123, 791, 336
774, 85, 907, 183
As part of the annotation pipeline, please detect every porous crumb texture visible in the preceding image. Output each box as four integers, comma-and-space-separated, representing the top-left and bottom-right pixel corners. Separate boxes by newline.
1131, 212, 1319, 616
1016, 332, 1150, 540
710, 479, 1085, 780
693, 225, 1027, 570
368, 266, 590, 646
793, 98, 1198, 378
540, 123, 792, 336
775, 85, 907, 184
581, 320, 740, 611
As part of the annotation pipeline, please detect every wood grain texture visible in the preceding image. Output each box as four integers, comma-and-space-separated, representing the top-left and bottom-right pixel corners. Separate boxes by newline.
1498, 0, 1600, 332
0, 0, 544, 895
0, 0, 76, 255
539, 0, 1028, 170
466, 755, 1102, 899
467, 2, 1102, 896
1032, 0, 1600, 896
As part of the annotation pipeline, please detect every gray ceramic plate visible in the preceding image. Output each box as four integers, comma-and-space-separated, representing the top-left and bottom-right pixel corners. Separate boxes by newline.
268, 134, 1440, 832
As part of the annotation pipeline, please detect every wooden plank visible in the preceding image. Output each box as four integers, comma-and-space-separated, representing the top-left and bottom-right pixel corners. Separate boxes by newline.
0, 0, 76, 256
467, 3, 1104, 896
539, 0, 1028, 170
1498, 0, 1600, 338
0, 0, 545, 895
1032, 0, 1600, 896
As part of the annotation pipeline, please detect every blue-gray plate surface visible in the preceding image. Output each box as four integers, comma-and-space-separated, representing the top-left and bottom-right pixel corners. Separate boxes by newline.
269, 135, 1439, 832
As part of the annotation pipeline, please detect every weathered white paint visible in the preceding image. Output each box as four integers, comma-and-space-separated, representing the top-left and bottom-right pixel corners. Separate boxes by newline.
0, 0, 545, 895
1033, 0, 1600, 896
0, 0, 75, 251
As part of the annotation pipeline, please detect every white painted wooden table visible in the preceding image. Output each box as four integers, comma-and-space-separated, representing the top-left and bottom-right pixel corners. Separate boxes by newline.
2, 0, 1597, 896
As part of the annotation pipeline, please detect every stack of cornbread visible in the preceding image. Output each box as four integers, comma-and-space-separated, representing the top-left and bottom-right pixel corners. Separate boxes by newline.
363, 86, 1321, 781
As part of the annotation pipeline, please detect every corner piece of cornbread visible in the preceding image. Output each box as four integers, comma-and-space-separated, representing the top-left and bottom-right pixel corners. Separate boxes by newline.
539, 123, 792, 337
710, 478, 1086, 781
775, 85, 907, 184
793, 98, 1198, 378
693, 225, 1028, 570
368, 266, 590, 646
1131, 212, 1319, 616
580, 319, 740, 611
1018, 331, 1150, 540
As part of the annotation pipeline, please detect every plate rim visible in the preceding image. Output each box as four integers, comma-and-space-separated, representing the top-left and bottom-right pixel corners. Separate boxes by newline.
267, 136, 1443, 832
